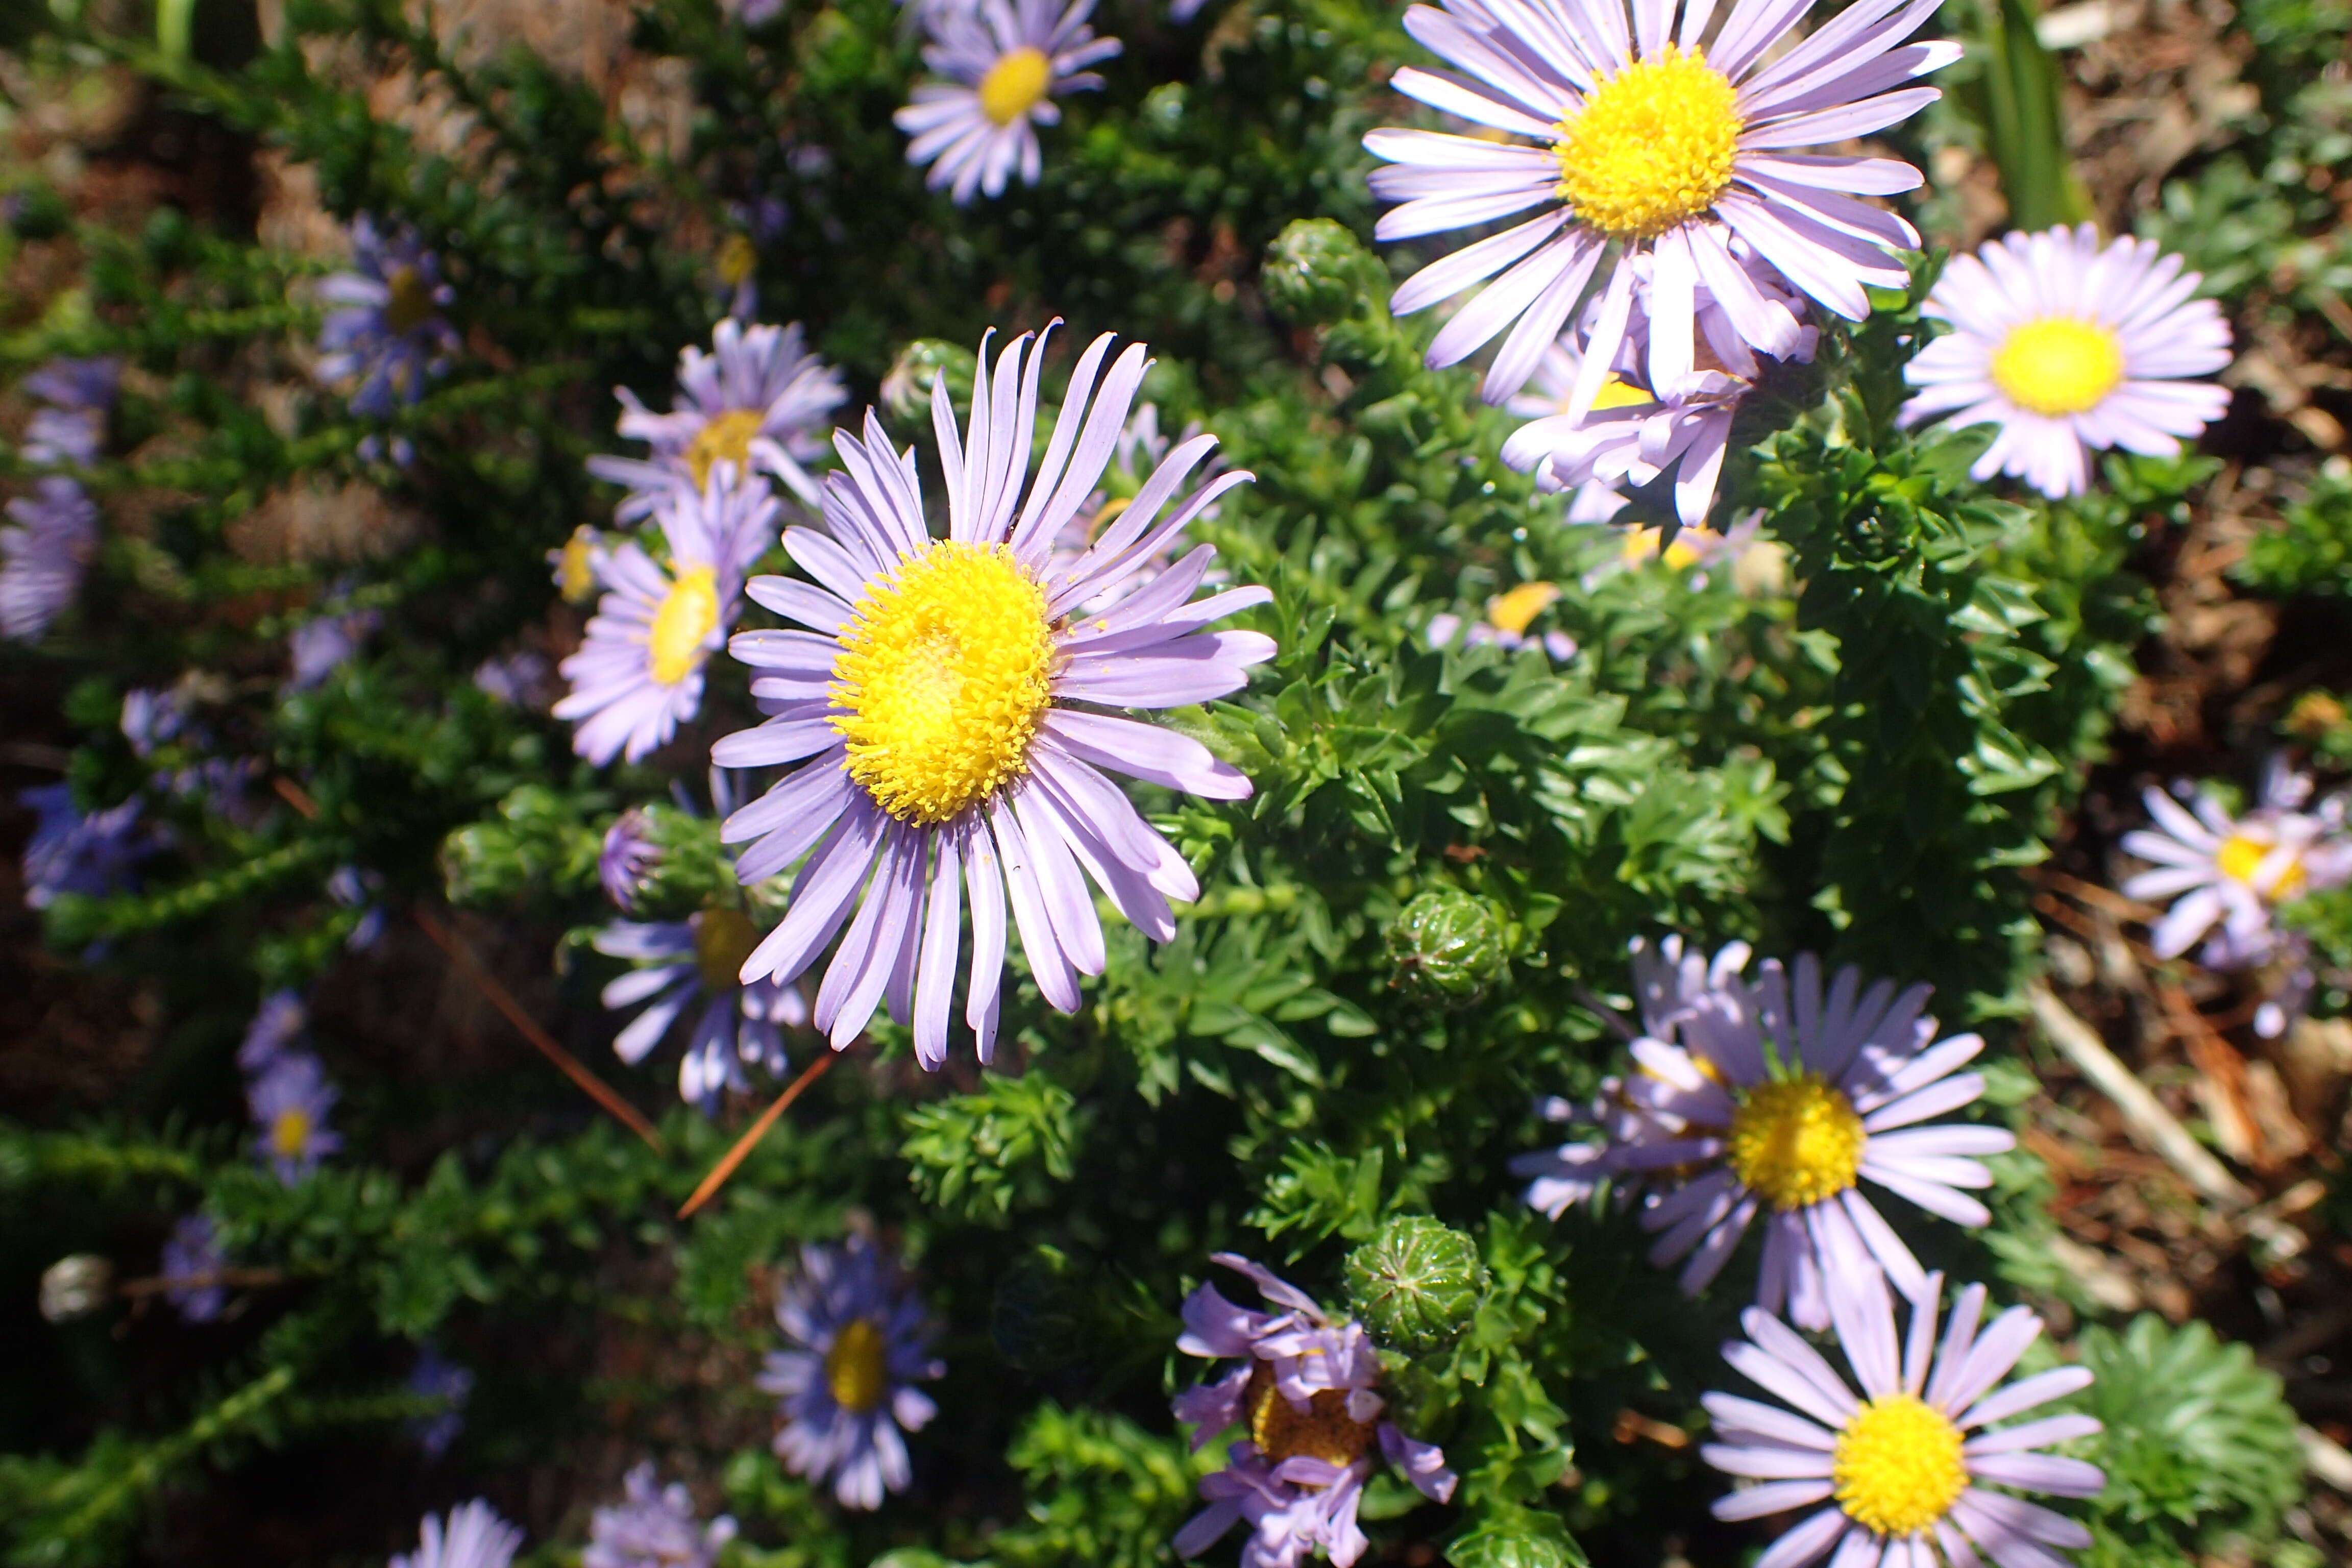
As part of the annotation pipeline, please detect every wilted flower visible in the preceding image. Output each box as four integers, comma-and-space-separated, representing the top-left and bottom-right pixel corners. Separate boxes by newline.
391, 1501, 524, 1568
585, 1463, 738, 1568
716, 326, 1265, 1066
1173, 1254, 1456, 1568
160, 1214, 228, 1323
406, 1343, 474, 1459
588, 319, 846, 522
758, 1238, 943, 1510
1901, 225, 2233, 498
315, 216, 460, 419
1514, 937, 2014, 1331
894, 0, 1119, 203
1703, 1270, 2103, 1567
18, 782, 151, 909
248, 1051, 342, 1185
556, 472, 773, 766
2, 476, 100, 640
1365, 0, 1951, 404
21, 356, 119, 467
594, 910, 806, 1110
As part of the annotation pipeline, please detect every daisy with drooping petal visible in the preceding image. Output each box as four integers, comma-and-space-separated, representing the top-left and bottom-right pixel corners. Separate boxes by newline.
758, 1237, 943, 1510
894, 0, 1120, 204
393, 1501, 524, 1568
1513, 937, 2014, 1331
1041, 401, 1230, 616
1172, 1254, 1456, 1568
588, 320, 847, 521
315, 216, 460, 420
601, 807, 659, 911
1503, 249, 1814, 528
556, 472, 774, 766
2, 476, 99, 640
587, 1463, 738, 1568
1365, 0, 1954, 406
1704, 1269, 2104, 1568
1901, 224, 2233, 498
594, 908, 807, 1111
716, 326, 1267, 1066
18, 782, 152, 908
237, 989, 308, 1074
248, 1051, 342, 1185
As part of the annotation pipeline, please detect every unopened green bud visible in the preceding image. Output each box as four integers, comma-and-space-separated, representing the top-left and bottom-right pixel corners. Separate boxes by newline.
882, 338, 977, 424
1344, 1215, 1484, 1354
1386, 888, 1509, 1007
1263, 219, 1377, 326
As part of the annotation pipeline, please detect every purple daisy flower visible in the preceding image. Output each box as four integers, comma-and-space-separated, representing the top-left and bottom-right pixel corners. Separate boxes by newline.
1502, 249, 1814, 527
1173, 1254, 1456, 1568
586, 1463, 738, 1568
393, 1501, 524, 1568
248, 1050, 342, 1185
21, 356, 119, 467
717, 326, 1268, 1066
588, 320, 847, 522
1365, 0, 1954, 407
556, 473, 772, 766
286, 604, 380, 691
893, 0, 1120, 204
757, 1237, 943, 1510
238, 990, 309, 1074
2, 476, 99, 640
19, 782, 150, 909
120, 687, 188, 758
594, 911, 807, 1110
1512, 937, 2015, 1331
1703, 1269, 2104, 1568
552, 524, 610, 604
406, 1343, 475, 1459
1900, 225, 2233, 498
472, 650, 552, 707
315, 216, 461, 420
600, 807, 660, 912
160, 1213, 228, 1323
2120, 765, 2351, 962
328, 864, 387, 951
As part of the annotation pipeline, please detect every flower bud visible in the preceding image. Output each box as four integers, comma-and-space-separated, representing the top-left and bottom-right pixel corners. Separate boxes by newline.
881, 339, 977, 425
1386, 888, 1509, 1008
1344, 1215, 1484, 1354
1262, 219, 1378, 327
40, 1254, 113, 1322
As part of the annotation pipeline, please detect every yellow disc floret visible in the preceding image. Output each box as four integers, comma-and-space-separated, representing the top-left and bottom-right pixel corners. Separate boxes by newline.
648, 565, 721, 686
558, 527, 601, 604
686, 408, 768, 489
1990, 317, 2125, 416
1832, 1393, 1969, 1537
832, 541, 1057, 825
1487, 581, 1561, 636
979, 45, 1054, 127
1728, 1074, 1866, 1210
272, 1108, 313, 1161
1245, 1364, 1380, 1474
383, 264, 437, 334
2219, 832, 2306, 896
826, 1317, 890, 1413
1554, 47, 1743, 240
1623, 526, 1703, 569
693, 906, 762, 992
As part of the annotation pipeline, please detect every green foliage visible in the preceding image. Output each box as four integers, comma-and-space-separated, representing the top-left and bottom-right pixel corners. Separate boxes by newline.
2237, 458, 2352, 597
898, 1072, 1082, 1222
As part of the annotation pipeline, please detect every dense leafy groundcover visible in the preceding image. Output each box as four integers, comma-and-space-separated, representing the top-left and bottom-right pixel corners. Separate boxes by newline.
2, 0, 2346, 1563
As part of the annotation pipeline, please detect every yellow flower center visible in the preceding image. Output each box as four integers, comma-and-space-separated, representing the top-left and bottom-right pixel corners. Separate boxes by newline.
1553, 47, 1743, 241
1727, 1074, 1866, 1211
693, 906, 762, 992
1487, 581, 1561, 635
271, 1108, 313, 1161
2218, 832, 2306, 896
1589, 376, 1657, 411
716, 232, 757, 289
685, 408, 768, 490
831, 542, 1057, 826
648, 565, 721, 687
1245, 1363, 1380, 1474
382, 264, 437, 334
978, 45, 1054, 127
1989, 317, 2125, 416
825, 1317, 890, 1413
1831, 1393, 1969, 1537
558, 528, 600, 603
1623, 527, 1703, 569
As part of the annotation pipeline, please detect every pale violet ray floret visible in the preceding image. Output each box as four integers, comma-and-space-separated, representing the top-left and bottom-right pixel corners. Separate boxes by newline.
593, 912, 807, 1112
757, 1238, 943, 1510
715, 323, 1271, 1068
1704, 1269, 2104, 1568
555, 468, 776, 766
1365, 0, 1955, 407
2119, 763, 2352, 964
314, 216, 460, 420
584, 1463, 738, 1568
587, 318, 847, 522
893, 0, 1120, 204
1, 477, 99, 641
1512, 937, 2014, 1331
1900, 224, 2233, 498
391, 1501, 525, 1568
